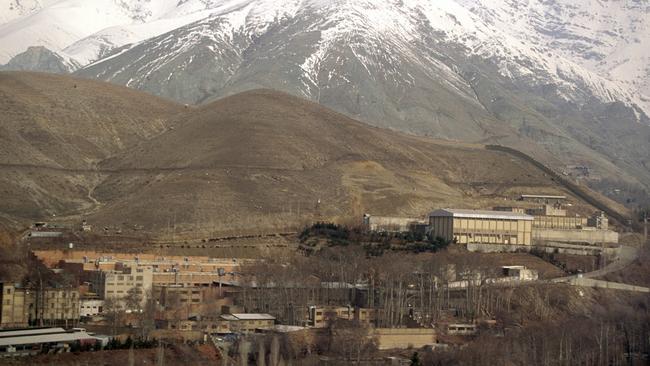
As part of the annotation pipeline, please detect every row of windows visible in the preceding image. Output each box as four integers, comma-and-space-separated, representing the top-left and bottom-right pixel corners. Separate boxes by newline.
113, 275, 145, 281
107, 282, 144, 287
45, 292, 78, 298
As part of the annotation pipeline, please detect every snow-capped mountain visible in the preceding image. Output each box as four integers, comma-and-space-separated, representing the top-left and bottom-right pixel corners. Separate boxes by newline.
1, 0, 646, 115
1, 0, 650, 195
0, 0, 254, 64
458, 0, 650, 121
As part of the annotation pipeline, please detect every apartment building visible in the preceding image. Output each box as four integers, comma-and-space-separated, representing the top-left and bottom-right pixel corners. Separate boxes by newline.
35, 288, 80, 326
91, 264, 153, 309
0, 283, 30, 329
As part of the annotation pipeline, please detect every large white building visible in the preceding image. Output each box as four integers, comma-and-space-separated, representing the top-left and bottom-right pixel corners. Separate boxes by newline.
428, 209, 534, 246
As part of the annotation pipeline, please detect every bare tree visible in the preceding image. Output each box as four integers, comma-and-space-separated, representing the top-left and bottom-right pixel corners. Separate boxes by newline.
103, 296, 123, 335
125, 286, 143, 312
329, 320, 378, 363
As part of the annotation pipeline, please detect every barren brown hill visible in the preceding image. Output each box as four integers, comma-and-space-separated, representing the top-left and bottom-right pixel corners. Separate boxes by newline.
87, 89, 603, 238
0, 75, 621, 237
0, 71, 183, 167
0, 71, 183, 224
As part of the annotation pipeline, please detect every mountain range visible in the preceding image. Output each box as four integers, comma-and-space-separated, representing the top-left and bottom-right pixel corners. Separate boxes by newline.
2, 71, 626, 238
1, 0, 649, 207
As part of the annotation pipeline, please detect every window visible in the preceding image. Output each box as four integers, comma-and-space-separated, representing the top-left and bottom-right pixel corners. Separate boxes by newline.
6, 288, 11, 295
118, 275, 124, 281
136, 276, 143, 281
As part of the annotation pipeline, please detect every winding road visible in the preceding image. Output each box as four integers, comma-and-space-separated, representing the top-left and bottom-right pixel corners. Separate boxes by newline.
550, 245, 649, 292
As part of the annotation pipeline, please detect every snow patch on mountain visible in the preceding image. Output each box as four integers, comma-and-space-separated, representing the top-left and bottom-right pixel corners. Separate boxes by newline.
455, 0, 650, 119
1, 0, 648, 119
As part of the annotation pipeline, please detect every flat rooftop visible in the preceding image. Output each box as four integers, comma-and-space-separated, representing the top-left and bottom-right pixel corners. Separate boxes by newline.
429, 209, 534, 221
229, 313, 276, 321
0, 328, 66, 339
519, 194, 567, 199
0, 328, 97, 347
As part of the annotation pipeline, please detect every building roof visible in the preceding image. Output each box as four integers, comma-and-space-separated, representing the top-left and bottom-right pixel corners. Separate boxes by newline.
0, 329, 97, 347
429, 209, 533, 221
230, 313, 276, 321
0, 328, 66, 338
519, 194, 567, 199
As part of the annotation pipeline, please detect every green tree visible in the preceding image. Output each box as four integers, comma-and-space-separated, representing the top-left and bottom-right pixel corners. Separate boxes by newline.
410, 351, 420, 366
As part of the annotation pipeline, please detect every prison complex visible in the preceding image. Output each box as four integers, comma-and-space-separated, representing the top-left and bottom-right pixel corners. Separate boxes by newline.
428, 209, 533, 246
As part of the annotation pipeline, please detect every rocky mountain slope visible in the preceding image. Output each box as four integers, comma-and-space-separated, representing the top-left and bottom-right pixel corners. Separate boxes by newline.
460, 0, 650, 114
0, 46, 78, 73
0, 72, 616, 237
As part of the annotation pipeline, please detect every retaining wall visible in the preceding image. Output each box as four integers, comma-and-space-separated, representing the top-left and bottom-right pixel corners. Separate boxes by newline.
467, 242, 620, 257
533, 229, 618, 244
372, 328, 437, 350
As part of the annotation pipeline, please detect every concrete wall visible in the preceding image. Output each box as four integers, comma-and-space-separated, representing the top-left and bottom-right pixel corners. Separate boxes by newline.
365, 216, 424, 232
533, 216, 587, 229
467, 242, 621, 256
533, 228, 618, 244
29, 231, 63, 238
568, 278, 650, 293
372, 328, 436, 350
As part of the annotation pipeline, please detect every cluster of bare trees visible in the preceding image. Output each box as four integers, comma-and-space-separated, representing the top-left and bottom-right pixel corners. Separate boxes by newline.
103, 288, 157, 337
235, 245, 650, 364
237, 247, 511, 327
423, 303, 650, 366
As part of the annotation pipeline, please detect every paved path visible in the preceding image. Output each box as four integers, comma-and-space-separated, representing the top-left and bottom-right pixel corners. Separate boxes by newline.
550, 245, 649, 292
